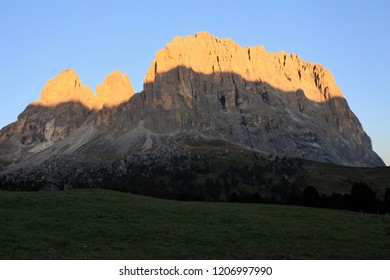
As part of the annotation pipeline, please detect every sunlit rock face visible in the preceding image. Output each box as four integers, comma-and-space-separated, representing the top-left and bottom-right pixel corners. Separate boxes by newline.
0, 32, 385, 169
138, 32, 383, 166
96, 70, 135, 109
144, 32, 343, 103
32, 69, 96, 109
33, 69, 134, 110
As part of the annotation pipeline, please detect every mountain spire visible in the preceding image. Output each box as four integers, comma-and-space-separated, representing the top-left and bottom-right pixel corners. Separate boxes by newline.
33, 69, 135, 110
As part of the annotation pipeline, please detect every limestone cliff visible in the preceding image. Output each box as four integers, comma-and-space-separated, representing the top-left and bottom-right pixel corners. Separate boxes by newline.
0, 32, 385, 169
140, 32, 383, 166
96, 70, 135, 109
0, 69, 134, 167
33, 69, 134, 110
145, 32, 343, 102
32, 69, 96, 109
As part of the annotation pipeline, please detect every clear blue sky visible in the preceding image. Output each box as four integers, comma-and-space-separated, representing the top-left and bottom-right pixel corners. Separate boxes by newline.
0, 0, 389, 165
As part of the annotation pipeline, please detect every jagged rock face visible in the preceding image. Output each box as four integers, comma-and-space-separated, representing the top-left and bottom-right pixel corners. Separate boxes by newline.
32, 69, 96, 109
96, 70, 135, 109
0, 70, 134, 168
0, 102, 92, 167
33, 69, 134, 110
144, 32, 343, 103
140, 32, 383, 166
0, 32, 385, 169
1, 70, 94, 167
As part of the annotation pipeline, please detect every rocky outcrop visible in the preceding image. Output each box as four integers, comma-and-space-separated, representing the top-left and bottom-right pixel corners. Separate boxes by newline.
33, 69, 134, 110
32, 69, 96, 109
0, 102, 92, 167
144, 32, 343, 102
139, 32, 384, 167
0, 32, 385, 170
1, 70, 93, 167
0, 69, 134, 168
96, 70, 135, 109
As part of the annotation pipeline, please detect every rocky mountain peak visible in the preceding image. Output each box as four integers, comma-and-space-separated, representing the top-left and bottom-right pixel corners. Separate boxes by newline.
0, 32, 385, 170
96, 70, 135, 109
32, 69, 96, 109
139, 32, 383, 167
144, 32, 343, 102
32, 69, 134, 110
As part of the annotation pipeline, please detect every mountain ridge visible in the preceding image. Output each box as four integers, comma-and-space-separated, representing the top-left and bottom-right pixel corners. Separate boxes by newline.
0, 32, 385, 170
145, 31, 343, 103
32, 69, 134, 110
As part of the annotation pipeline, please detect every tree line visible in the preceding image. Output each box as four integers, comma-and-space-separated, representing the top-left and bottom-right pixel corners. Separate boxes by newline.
1, 152, 389, 215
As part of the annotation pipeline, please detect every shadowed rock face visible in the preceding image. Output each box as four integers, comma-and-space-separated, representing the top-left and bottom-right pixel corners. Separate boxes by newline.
0, 32, 385, 169
0, 102, 92, 167
102, 67, 382, 167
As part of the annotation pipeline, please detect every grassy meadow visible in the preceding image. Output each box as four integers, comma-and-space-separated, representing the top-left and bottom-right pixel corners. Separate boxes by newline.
0, 189, 389, 259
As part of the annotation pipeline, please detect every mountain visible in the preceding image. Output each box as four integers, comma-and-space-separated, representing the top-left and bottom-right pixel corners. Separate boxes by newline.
0, 32, 385, 172
0, 69, 134, 168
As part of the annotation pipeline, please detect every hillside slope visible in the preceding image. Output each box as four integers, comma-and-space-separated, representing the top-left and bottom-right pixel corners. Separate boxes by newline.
0, 189, 389, 259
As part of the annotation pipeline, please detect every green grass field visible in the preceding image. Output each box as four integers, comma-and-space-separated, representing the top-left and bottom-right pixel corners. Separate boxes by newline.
0, 189, 389, 259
